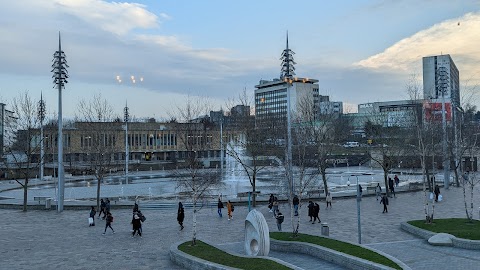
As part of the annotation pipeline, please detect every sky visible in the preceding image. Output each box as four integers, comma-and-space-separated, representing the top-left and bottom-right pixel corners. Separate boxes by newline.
0, 0, 479, 120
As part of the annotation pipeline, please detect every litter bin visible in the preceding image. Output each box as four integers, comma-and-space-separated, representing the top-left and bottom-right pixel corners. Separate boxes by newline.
45, 198, 52, 210
321, 222, 329, 236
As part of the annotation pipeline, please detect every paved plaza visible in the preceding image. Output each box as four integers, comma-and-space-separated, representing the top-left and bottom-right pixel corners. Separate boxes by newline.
1, 184, 480, 269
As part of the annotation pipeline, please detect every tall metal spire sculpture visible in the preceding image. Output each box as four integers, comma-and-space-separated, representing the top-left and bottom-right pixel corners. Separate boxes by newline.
124, 101, 129, 185
52, 32, 69, 212
280, 32, 296, 80
281, 32, 295, 201
38, 93, 46, 183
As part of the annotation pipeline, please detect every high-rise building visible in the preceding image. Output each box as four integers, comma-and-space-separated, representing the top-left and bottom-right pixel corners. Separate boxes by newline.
423, 54, 460, 107
254, 35, 320, 126
0, 103, 16, 157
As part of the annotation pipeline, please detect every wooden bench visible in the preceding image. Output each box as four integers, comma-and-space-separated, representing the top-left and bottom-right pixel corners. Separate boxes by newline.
34, 196, 51, 204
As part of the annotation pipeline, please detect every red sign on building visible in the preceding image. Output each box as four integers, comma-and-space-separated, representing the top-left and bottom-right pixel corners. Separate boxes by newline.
424, 102, 452, 122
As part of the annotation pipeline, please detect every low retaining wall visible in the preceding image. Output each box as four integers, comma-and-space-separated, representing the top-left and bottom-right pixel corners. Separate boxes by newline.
401, 222, 480, 250
270, 239, 411, 270
169, 241, 301, 270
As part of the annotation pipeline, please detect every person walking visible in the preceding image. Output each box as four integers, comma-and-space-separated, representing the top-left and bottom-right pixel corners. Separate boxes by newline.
272, 197, 279, 216
434, 184, 441, 202
325, 192, 332, 209
227, 200, 234, 220
98, 199, 106, 219
307, 201, 314, 222
268, 194, 274, 212
388, 177, 395, 198
293, 195, 299, 216
177, 202, 184, 230
380, 194, 389, 213
312, 202, 320, 224
276, 212, 284, 231
217, 198, 224, 218
375, 183, 382, 201
102, 212, 115, 235
358, 184, 363, 198
394, 175, 400, 187
105, 198, 111, 219
131, 211, 142, 237
89, 206, 96, 226
133, 201, 139, 213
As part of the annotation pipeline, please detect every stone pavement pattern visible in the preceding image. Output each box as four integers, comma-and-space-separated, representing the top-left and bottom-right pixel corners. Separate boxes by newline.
1, 186, 480, 269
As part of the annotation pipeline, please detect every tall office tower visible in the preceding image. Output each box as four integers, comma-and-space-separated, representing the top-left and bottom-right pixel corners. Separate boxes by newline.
423, 54, 460, 107
254, 36, 319, 129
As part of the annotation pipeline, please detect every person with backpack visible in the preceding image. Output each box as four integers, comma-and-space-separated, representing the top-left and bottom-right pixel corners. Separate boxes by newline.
380, 194, 389, 213
227, 200, 234, 220
131, 211, 142, 237
177, 202, 184, 230
102, 212, 115, 235
217, 198, 224, 218
98, 199, 106, 219
89, 206, 96, 226
276, 212, 284, 231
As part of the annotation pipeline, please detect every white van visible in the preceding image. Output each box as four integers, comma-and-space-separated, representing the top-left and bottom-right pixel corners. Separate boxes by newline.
343, 141, 359, 148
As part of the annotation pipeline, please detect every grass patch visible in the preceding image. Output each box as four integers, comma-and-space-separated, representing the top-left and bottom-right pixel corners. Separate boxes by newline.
270, 232, 402, 270
178, 240, 292, 270
408, 218, 480, 240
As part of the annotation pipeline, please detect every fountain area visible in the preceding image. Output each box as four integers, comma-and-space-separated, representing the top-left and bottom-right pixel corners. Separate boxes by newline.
0, 141, 446, 203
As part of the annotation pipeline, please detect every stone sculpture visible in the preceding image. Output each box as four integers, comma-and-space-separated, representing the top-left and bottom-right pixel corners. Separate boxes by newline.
244, 209, 270, 256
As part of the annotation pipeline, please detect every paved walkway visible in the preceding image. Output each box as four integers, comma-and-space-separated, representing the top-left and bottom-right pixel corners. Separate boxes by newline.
1, 185, 479, 269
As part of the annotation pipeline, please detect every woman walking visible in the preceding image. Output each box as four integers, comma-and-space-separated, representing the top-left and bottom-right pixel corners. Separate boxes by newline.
177, 202, 185, 230
89, 206, 96, 226
227, 200, 234, 220
131, 212, 142, 237
102, 212, 115, 235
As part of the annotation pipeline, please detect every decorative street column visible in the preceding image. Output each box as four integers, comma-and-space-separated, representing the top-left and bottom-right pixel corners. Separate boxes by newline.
52, 32, 69, 212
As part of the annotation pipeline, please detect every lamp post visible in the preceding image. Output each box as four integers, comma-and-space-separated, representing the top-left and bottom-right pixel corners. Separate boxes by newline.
349, 174, 361, 244
38, 93, 46, 182
52, 32, 69, 212
124, 102, 129, 185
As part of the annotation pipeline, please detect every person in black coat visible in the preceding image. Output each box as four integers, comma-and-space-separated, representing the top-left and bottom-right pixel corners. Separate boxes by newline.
380, 194, 389, 213
89, 206, 96, 226
312, 203, 321, 224
217, 198, 224, 218
307, 201, 314, 222
434, 184, 441, 202
131, 212, 142, 237
388, 177, 395, 198
177, 202, 185, 230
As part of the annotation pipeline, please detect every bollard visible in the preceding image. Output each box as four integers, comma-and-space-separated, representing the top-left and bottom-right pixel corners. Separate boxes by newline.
321, 222, 329, 236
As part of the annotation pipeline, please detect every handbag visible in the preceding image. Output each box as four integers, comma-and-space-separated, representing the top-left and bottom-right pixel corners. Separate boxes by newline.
88, 217, 94, 225
438, 194, 443, 202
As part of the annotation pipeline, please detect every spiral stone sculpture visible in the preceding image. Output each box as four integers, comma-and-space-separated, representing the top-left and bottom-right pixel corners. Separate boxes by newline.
244, 209, 270, 256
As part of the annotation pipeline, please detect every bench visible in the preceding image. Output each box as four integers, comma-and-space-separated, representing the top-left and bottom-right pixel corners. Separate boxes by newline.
366, 186, 377, 194
236, 191, 260, 201
109, 197, 120, 204
34, 196, 51, 204
34, 196, 52, 209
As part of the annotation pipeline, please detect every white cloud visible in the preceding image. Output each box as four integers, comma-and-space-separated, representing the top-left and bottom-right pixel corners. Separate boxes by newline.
55, 0, 160, 35
355, 12, 480, 84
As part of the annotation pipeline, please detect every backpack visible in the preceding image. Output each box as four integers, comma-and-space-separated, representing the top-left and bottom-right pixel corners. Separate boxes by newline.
108, 215, 114, 223
231, 204, 234, 212
278, 215, 284, 224
140, 214, 146, 222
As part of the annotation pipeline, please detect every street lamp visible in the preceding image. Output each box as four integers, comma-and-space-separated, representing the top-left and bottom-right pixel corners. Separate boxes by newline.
51, 32, 69, 212
348, 174, 361, 244
38, 93, 46, 182
124, 102, 129, 185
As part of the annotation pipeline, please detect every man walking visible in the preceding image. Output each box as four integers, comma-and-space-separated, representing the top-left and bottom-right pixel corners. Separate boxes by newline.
375, 183, 382, 201
276, 212, 284, 231
380, 194, 389, 213
293, 195, 299, 216
388, 177, 395, 198
217, 198, 224, 218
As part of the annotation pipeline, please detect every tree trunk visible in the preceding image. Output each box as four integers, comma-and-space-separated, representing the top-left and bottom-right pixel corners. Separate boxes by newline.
23, 179, 28, 212
96, 175, 102, 210
192, 197, 197, 246
321, 167, 328, 196
463, 184, 470, 220
383, 170, 389, 198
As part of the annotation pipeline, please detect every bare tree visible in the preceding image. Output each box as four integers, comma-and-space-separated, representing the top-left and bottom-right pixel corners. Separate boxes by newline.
2, 92, 41, 211
171, 96, 222, 246
76, 94, 120, 210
